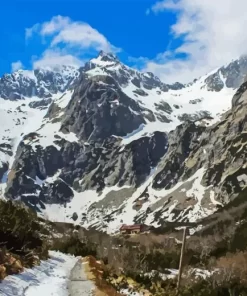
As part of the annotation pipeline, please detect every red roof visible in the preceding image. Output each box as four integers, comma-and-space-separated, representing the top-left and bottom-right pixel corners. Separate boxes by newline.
120, 224, 144, 230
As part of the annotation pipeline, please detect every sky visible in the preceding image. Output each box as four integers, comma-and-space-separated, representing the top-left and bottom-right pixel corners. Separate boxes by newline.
1, 0, 247, 83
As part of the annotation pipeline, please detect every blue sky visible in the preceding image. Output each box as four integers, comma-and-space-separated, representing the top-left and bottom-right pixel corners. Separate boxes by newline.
0, 0, 177, 73
1, 0, 247, 83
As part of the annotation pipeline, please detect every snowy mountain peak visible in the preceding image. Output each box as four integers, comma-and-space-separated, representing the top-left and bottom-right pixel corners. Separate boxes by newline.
204, 55, 247, 92
2, 52, 247, 234
0, 66, 80, 100
98, 50, 119, 62
86, 52, 120, 71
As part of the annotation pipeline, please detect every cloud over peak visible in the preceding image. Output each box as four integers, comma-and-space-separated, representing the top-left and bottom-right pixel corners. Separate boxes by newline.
11, 61, 24, 72
26, 15, 120, 69
144, 0, 247, 83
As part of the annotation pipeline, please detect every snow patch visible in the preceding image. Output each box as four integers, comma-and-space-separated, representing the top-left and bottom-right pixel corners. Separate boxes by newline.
0, 251, 78, 296
186, 168, 206, 204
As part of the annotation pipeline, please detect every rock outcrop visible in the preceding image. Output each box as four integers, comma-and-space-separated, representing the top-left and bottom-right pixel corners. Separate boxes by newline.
2, 52, 247, 232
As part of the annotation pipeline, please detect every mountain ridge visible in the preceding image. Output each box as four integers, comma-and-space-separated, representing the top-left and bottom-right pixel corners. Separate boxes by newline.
1, 51, 247, 233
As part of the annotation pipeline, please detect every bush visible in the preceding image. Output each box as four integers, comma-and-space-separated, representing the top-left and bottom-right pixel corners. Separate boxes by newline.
0, 200, 49, 261
51, 235, 97, 257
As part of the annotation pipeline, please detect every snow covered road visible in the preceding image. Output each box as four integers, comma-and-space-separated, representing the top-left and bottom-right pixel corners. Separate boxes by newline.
0, 251, 94, 296
68, 259, 94, 295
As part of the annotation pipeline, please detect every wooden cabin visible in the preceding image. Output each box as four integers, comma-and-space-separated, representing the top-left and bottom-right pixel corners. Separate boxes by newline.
120, 224, 150, 235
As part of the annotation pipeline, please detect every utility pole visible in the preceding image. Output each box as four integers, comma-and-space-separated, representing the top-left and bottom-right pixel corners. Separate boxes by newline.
176, 226, 187, 295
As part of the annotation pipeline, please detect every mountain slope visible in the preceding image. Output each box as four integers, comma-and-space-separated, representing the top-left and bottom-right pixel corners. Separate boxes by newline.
0, 66, 80, 100
1, 52, 247, 233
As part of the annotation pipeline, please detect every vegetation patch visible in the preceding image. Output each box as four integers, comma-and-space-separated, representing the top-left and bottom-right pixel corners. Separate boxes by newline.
0, 199, 50, 279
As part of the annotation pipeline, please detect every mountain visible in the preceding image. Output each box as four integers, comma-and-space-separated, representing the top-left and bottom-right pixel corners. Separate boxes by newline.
1, 51, 247, 233
0, 65, 80, 100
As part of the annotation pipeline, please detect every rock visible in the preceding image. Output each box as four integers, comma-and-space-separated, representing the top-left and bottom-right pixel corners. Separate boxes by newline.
29, 98, 52, 109
0, 264, 6, 279
0, 66, 80, 101
133, 89, 148, 96
72, 212, 78, 221
178, 111, 212, 122
189, 98, 203, 104
205, 71, 225, 92
155, 101, 173, 114
205, 55, 247, 91
60, 77, 146, 143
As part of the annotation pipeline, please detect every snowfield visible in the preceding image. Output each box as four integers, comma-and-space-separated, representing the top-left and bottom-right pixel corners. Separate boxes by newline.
119, 74, 235, 144
87, 53, 236, 145
0, 251, 79, 296
0, 53, 242, 233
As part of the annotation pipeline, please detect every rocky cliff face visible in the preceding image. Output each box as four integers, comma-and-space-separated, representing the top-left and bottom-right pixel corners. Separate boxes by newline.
60, 75, 147, 143
0, 66, 80, 100
136, 84, 247, 226
1, 52, 247, 233
205, 56, 247, 92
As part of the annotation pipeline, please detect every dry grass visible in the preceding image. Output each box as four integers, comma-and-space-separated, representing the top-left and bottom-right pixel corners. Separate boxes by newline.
83, 256, 124, 296
83, 256, 153, 296
126, 233, 180, 249
0, 249, 25, 280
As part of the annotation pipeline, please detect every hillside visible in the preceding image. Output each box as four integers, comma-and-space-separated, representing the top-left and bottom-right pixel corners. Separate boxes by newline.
1, 52, 247, 235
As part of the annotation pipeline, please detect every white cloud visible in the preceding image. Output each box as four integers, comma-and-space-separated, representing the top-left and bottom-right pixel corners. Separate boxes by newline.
145, 8, 151, 15
51, 23, 110, 50
144, 0, 247, 83
11, 60, 23, 72
128, 55, 149, 69
151, 0, 179, 13
26, 15, 120, 69
40, 15, 70, 36
25, 23, 40, 40
32, 49, 84, 69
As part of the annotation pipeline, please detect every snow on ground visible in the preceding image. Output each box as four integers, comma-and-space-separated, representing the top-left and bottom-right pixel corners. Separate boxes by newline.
0, 90, 74, 164
86, 53, 236, 146
25, 91, 80, 150
90, 56, 116, 68
0, 97, 50, 194
0, 98, 47, 151
142, 167, 214, 224
0, 251, 78, 296
145, 269, 178, 281
0, 61, 235, 163
188, 268, 214, 279
39, 166, 217, 233
30, 119, 78, 150
144, 268, 213, 282
0, 90, 77, 197
53, 90, 74, 109
12, 66, 79, 93
209, 190, 223, 206
35, 165, 144, 232
0, 59, 237, 230
119, 73, 235, 144
185, 168, 206, 204
0, 98, 45, 162
81, 167, 160, 233
42, 189, 100, 223
41, 185, 131, 225
86, 167, 217, 233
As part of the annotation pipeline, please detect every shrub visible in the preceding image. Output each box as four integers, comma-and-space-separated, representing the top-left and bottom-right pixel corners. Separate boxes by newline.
51, 234, 97, 257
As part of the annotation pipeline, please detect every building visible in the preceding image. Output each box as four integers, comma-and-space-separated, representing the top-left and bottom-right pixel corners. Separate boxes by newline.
120, 224, 150, 235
